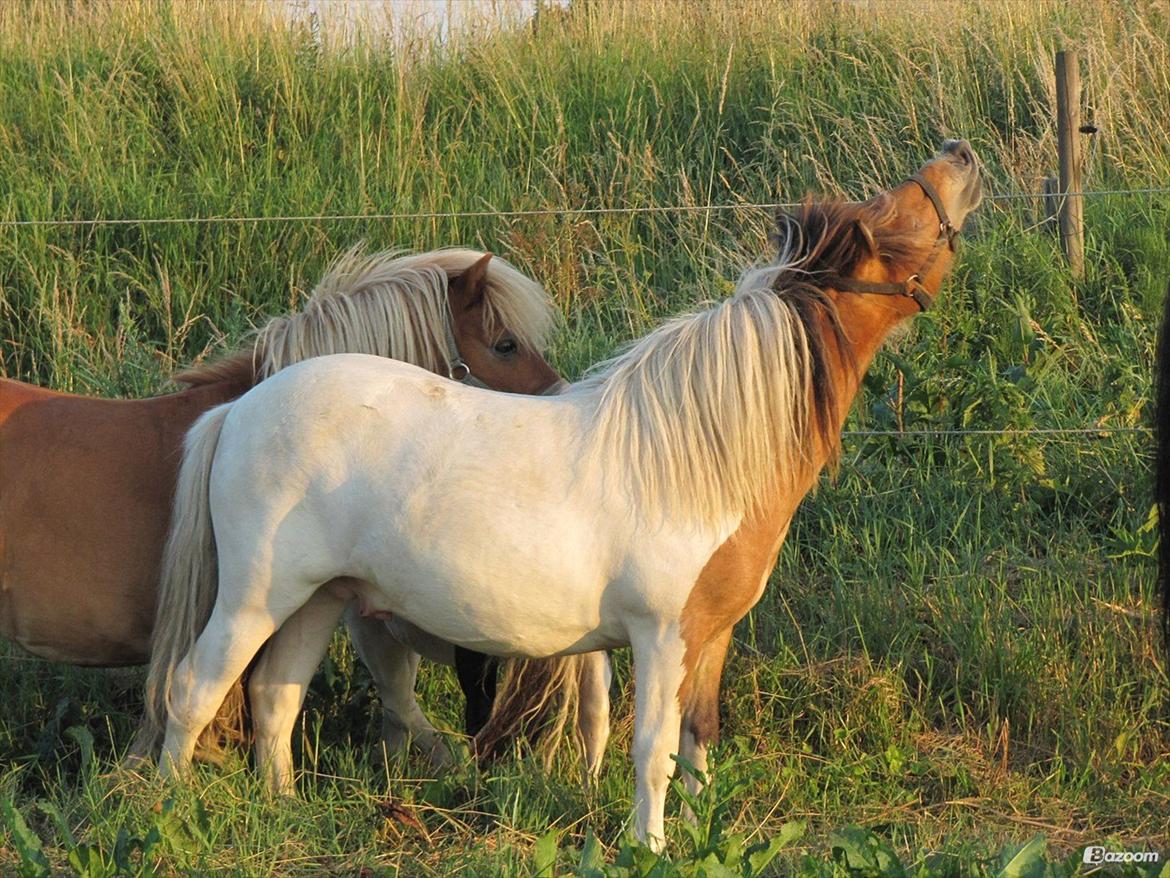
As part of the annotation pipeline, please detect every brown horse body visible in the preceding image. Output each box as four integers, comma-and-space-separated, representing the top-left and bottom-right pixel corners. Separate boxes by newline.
0, 377, 248, 665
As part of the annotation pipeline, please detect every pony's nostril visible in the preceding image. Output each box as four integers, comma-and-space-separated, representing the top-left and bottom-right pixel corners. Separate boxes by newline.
942, 139, 976, 167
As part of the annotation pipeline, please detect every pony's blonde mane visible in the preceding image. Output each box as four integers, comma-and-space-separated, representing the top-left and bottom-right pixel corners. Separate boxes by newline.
572, 280, 824, 525
568, 197, 911, 526
176, 247, 555, 386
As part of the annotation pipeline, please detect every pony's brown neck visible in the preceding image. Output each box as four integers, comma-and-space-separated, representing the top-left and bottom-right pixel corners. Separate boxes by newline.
793, 282, 931, 492
823, 240, 958, 426
828, 293, 910, 413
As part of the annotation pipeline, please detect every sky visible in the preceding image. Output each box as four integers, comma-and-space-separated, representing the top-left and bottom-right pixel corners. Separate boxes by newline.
277, 0, 559, 44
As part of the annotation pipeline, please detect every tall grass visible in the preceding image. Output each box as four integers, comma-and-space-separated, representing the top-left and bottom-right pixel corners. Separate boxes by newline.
1, 1, 1167, 874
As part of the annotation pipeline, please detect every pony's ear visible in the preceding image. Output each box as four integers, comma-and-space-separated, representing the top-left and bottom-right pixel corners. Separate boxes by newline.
450, 253, 493, 311
851, 218, 878, 262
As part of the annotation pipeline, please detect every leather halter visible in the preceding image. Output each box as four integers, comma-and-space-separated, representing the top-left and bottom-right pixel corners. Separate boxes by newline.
442, 313, 492, 390
822, 173, 958, 312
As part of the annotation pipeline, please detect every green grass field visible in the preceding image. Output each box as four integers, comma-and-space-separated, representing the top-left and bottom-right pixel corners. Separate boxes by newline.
1, 1, 1168, 874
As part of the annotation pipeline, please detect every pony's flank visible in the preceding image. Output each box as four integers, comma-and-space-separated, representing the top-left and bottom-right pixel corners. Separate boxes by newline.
177, 247, 555, 386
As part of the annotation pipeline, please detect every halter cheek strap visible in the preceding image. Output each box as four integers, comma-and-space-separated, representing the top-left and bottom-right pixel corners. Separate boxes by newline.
821, 273, 936, 312
442, 309, 565, 395
821, 173, 958, 313
442, 314, 492, 390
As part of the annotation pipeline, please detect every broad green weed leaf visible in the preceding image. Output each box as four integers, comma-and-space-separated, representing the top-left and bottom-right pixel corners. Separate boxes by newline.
830, 826, 878, 872
534, 829, 559, 877
996, 835, 1047, 878
0, 796, 51, 878
65, 725, 95, 776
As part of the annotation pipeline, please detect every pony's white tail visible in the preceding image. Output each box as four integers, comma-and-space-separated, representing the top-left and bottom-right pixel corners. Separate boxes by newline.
130, 403, 239, 762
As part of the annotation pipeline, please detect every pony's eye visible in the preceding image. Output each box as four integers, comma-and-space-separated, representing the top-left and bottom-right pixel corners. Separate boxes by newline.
493, 338, 518, 357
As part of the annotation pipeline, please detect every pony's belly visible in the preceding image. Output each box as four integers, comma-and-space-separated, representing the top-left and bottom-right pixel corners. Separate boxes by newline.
358, 552, 623, 658
357, 516, 727, 659
328, 569, 607, 658
389, 586, 617, 658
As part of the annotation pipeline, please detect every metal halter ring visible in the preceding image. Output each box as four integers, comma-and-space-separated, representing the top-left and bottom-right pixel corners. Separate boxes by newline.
942, 221, 958, 249
448, 360, 471, 381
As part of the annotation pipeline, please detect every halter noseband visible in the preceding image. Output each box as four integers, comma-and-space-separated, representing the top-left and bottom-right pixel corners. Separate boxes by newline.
822, 173, 958, 312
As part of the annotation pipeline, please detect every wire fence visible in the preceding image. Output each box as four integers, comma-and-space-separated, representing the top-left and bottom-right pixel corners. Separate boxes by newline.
0, 183, 1162, 444
1, 186, 1168, 228
841, 426, 1150, 439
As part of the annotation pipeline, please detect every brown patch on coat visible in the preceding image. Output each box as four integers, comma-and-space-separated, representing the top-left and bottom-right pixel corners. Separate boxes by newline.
677, 494, 802, 746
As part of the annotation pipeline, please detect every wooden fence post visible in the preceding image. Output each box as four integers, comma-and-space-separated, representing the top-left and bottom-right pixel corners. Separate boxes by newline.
1055, 50, 1084, 278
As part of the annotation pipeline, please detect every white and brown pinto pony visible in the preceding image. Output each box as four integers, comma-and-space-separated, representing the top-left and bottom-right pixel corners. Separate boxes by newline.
146, 142, 981, 849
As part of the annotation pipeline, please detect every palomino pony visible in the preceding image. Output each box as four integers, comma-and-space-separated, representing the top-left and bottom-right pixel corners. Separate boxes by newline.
146, 141, 981, 849
0, 246, 571, 760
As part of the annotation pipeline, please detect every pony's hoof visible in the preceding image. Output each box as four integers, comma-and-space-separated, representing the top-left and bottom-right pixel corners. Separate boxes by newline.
420, 735, 458, 769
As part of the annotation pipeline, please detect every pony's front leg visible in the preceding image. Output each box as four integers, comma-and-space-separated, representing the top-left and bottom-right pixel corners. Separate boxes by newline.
161, 602, 279, 778
677, 626, 734, 823
250, 587, 349, 794
577, 650, 613, 790
345, 606, 452, 767
630, 627, 687, 853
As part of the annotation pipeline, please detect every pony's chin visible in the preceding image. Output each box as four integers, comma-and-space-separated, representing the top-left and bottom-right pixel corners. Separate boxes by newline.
883, 318, 916, 350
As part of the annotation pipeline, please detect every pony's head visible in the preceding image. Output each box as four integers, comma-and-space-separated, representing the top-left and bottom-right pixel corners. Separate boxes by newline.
775, 138, 983, 318
176, 247, 563, 395
762, 138, 982, 457
445, 252, 564, 395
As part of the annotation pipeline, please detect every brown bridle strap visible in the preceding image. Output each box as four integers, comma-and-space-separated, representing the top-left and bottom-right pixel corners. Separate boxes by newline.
442, 311, 493, 389
823, 273, 935, 312
442, 309, 566, 395
821, 173, 958, 313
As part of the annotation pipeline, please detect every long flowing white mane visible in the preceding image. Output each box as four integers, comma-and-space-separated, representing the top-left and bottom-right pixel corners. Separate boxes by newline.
178, 246, 555, 385
571, 256, 840, 526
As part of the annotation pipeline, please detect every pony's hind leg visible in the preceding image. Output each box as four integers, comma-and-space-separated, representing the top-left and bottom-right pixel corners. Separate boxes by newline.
345, 606, 452, 767
677, 626, 734, 822
454, 647, 498, 737
577, 650, 613, 789
160, 600, 281, 778
249, 587, 349, 794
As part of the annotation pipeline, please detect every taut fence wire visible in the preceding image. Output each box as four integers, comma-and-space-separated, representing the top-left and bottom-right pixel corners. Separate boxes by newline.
0, 185, 1160, 444
1, 186, 1169, 228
